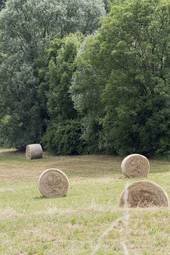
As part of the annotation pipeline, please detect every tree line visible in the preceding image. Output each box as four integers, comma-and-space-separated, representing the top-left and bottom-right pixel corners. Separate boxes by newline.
0, 0, 169, 157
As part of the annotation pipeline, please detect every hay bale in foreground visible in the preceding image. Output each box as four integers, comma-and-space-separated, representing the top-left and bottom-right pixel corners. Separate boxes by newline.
119, 181, 169, 208
26, 144, 43, 160
121, 154, 150, 178
38, 168, 69, 198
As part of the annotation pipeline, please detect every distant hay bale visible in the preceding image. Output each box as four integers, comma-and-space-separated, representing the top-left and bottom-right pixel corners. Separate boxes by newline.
121, 154, 150, 178
119, 181, 169, 208
26, 144, 43, 160
38, 168, 69, 198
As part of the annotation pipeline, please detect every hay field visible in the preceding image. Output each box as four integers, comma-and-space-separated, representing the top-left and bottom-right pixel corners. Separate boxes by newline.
0, 148, 170, 255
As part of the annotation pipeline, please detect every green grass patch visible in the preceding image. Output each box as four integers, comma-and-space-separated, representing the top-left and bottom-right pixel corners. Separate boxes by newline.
0, 149, 169, 254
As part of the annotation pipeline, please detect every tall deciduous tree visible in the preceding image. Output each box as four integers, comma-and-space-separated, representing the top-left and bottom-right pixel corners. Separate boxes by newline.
71, 0, 170, 156
0, 0, 105, 148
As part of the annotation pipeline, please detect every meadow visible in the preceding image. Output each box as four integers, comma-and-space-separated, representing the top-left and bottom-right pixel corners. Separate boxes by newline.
0, 148, 170, 255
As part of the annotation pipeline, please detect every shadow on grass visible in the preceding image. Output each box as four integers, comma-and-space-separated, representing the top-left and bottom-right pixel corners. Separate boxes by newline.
33, 196, 67, 200
33, 196, 45, 200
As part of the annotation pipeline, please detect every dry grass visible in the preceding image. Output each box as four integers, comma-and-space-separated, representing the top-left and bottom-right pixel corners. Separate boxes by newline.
0, 149, 122, 181
119, 181, 169, 208
26, 144, 43, 160
38, 169, 69, 198
0, 148, 170, 254
121, 154, 150, 178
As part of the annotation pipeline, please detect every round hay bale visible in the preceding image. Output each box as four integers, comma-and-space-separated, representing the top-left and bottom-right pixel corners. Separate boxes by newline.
119, 181, 169, 208
26, 144, 43, 160
121, 154, 150, 178
38, 168, 69, 198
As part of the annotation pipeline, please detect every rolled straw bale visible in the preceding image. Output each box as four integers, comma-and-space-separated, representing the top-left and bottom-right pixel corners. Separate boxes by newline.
26, 144, 43, 160
119, 181, 169, 208
121, 154, 150, 178
38, 168, 69, 198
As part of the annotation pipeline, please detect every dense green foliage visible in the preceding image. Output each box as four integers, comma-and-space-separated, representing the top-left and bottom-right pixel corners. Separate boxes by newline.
42, 34, 84, 154
43, 120, 83, 155
0, 0, 105, 148
71, 0, 170, 156
0, 0, 169, 156
0, 0, 5, 10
